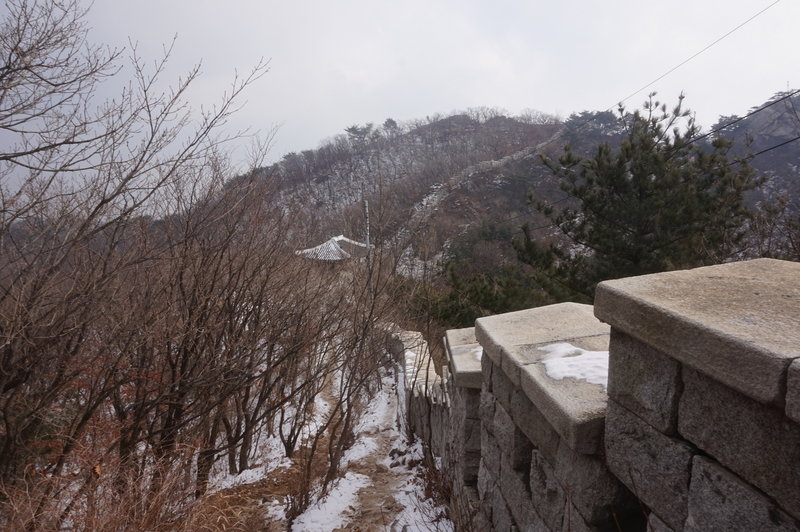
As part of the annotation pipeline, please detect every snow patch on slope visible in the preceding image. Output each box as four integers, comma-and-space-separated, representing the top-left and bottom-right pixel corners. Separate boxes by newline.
208, 435, 291, 492
291, 472, 371, 531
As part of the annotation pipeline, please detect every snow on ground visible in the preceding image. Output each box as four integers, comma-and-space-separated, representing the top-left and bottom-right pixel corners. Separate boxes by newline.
339, 373, 397, 468
291, 369, 453, 531
307, 392, 332, 437
264, 499, 287, 522
340, 434, 380, 466
385, 438, 454, 532
354, 374, 395, 434
209, 379, 336, 493
202, 360, 452, 530
540, 342, 609, 389
208, 434, 292, 492
291, 472, 371, 531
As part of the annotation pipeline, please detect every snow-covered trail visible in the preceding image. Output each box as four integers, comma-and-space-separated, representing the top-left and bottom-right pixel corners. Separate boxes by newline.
292, 371, 453, 532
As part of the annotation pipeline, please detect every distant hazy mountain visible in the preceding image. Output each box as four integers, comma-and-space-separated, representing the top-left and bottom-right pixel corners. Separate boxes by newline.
257, 92, 799, 281
713, 91, 800, 203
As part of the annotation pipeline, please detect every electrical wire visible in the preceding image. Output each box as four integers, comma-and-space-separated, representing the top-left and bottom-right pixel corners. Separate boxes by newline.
496, 2, 793, 231
616, 0, 783, 108
688, 88, 800, 145
504, 105, 800, 229
562, 0, 784, 139
744, 134, 800, 160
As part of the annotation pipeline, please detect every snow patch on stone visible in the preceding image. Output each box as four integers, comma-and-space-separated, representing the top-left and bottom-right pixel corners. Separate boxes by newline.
540, 342, 609, 390
471, 345, 483, 361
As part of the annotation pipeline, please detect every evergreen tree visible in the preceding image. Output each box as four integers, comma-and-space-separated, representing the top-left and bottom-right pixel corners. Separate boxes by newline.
416, 264, 551, 328
517, 94, 759, 300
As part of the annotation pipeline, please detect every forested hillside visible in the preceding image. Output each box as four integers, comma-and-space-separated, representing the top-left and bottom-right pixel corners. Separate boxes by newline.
0, 2, 405, 528
259, 92, 800, 328
2, 0, 798, 529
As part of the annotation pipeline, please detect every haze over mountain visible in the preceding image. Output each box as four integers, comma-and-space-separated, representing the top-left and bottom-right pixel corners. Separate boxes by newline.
258, 91, 800, 286
5, 1, 797, 527
86, 1, 800, 163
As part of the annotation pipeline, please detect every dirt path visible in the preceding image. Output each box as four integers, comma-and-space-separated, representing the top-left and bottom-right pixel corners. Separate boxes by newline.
338, 377, 408, 530
288, 370, 449, 531
334, 371, 449, 532
194, 370, 450, 531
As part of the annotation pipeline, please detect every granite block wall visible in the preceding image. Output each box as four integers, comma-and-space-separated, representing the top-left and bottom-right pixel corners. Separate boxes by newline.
398, 258, 800, 531
595, 259, 800, 531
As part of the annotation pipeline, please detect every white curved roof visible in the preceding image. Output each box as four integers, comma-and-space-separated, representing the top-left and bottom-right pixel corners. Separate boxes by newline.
295, 235, 368, 262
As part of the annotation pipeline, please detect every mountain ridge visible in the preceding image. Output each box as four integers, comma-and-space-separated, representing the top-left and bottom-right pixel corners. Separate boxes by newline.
255, 91, 799, 287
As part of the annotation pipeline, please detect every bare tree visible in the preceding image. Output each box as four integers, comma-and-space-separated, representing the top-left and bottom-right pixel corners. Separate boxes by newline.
0, 3, 418, 530
0, 0, 275, 528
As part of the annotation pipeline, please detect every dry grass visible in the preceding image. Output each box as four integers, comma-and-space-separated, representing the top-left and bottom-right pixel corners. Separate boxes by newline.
185, 429, 334, 531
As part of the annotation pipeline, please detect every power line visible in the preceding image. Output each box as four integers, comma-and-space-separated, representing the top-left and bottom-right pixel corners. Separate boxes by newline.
688, 88, 800, 145
505, 110, 800, 231
504, 133, 800, 237
745, 134, 800, 160
496, 3, 790, 231
616, 0, 782, 108
562, 1, 784, 139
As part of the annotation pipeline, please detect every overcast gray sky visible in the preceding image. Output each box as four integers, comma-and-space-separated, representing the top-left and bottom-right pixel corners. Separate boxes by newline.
87, 0, 799, 164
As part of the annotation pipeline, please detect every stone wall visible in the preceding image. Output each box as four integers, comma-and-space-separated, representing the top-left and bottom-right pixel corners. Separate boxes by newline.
596, 258, 800, 531
472, 303, 643, 531
389, 328, 484, 528
388, 330, 447, 456
400, 258, 800, 531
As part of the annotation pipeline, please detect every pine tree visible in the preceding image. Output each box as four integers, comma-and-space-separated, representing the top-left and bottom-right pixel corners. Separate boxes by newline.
517, 94, 759, 299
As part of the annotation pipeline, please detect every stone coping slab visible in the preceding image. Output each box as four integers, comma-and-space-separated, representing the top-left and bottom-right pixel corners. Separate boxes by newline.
594, 258, 800, 406
396, 330, 441, 392
475, 303, 610, 373
519, 334, 610, 454
445, 326, 478, 349
475, 303, 611, 454
445, 327, 483, 389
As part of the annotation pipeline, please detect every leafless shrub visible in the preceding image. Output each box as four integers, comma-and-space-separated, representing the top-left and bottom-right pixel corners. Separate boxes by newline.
1, 2, 408, 529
